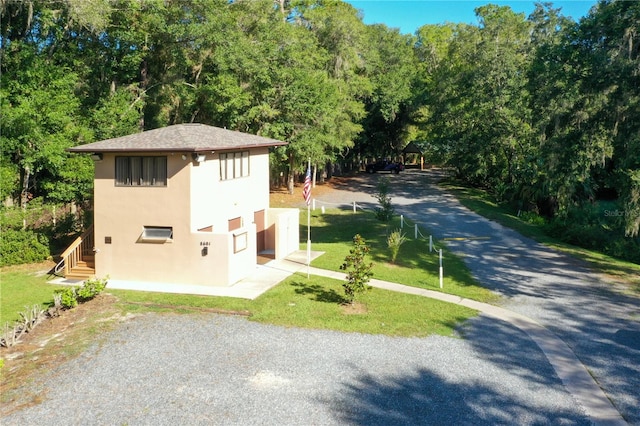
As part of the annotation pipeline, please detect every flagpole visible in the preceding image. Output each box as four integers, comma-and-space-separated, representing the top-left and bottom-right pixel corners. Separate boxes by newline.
306, 158, 311, 278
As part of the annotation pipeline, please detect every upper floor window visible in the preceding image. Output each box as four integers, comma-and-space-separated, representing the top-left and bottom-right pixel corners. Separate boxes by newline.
116, 156, 167, 186
220, 151, 249, 180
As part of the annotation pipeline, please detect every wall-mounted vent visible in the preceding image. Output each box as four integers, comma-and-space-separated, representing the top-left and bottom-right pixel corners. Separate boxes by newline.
139, 226, 173, 243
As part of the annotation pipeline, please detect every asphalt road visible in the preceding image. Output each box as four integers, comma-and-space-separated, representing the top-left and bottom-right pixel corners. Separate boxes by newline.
385, 169, 640, 425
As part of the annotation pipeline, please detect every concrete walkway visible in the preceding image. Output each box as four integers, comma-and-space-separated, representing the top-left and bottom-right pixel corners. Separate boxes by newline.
50, 250, 325, 300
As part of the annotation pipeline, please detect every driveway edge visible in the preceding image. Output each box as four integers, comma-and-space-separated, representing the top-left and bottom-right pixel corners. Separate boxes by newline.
305, 265, 627, 426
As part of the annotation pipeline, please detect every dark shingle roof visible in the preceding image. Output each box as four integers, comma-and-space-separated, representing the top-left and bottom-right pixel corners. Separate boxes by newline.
68, 123, 287, 153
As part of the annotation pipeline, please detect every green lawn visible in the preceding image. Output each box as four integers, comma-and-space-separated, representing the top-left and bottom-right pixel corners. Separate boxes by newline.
0, 267, 58, 323
440, 181, 640, 292
304, 209, 498, 303
110, 273, 477, 337
2, 209, 492, 338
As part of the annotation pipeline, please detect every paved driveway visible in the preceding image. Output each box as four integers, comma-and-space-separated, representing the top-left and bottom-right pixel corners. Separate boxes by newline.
386, 170, 640, 425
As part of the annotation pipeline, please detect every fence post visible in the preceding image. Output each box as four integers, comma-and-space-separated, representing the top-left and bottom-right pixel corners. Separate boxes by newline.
400, 215, 404, 228
429, 235, 433, 252
414, 224, 418, 239
439, 249, 443, 289
321, 205, 325, 214
312, 198, 316, 210
353, 201, 356, 213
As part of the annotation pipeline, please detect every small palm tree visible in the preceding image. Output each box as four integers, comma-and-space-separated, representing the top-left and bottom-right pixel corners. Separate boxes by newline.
387, 229, 407, 263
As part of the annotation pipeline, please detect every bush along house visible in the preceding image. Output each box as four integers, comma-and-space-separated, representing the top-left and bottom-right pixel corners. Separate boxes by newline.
63, 123, 299, 289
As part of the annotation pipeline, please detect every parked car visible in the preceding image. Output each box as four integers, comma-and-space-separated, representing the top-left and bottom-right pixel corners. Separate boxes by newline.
365, 160, 404, 174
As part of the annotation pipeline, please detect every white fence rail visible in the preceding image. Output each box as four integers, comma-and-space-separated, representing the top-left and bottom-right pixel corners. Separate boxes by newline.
311, 199, 446, 288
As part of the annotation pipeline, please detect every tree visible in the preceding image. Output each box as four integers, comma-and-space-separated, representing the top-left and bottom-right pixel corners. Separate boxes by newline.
1, 47, 93, 205
356, 24, 417, 160
340, 234, 373, 304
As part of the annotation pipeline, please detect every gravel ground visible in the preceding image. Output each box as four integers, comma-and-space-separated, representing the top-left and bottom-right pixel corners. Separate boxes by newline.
3, 313, 589, 425
3, 169, 637, 425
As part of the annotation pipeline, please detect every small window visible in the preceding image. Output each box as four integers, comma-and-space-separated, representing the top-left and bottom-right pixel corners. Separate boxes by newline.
234, 231, 247, 253
140, 226, 173, 243
220, 151, 249, 180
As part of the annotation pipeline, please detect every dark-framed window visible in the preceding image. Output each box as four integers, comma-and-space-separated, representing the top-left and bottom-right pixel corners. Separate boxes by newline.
220, 151, 249, 180
115, 156, 167, 186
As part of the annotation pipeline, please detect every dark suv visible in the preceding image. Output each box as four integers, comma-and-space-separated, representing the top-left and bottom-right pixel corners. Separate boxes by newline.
365, 160, 404, 174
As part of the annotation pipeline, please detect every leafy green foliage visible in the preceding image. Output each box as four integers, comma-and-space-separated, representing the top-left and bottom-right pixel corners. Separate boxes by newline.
339, 234, 374, 304
387, 229, 407, 263
54, 277, 108, 310
76, 277, 108, 303
55, 287, 79, 310
545, 205, 640, 264
0, 228, 50, 266
2, 0, 638, 264
416, 0, 640, 259
374, 177, 395, 222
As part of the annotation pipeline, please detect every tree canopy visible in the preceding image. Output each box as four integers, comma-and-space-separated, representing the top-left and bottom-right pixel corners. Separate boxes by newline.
1, 0, 638, 260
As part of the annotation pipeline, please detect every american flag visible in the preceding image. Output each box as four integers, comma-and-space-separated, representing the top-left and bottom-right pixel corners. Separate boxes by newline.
302, 166, 312, 206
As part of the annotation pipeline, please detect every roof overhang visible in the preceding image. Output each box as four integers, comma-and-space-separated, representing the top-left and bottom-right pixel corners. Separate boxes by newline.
67, 123, 288, 154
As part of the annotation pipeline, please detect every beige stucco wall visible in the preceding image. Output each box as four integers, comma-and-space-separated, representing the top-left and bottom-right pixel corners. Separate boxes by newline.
266, 208, 300, 259
190, 148, 270, 233
92, 150, 268, 287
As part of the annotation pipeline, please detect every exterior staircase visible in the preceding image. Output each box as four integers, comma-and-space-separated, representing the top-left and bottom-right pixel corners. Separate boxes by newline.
55, 225, 96, 280
66, 253, 96, 280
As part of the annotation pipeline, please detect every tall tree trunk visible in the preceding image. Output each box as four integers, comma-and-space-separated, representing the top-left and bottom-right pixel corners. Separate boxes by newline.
287, 153, 295, 194
312, 164, 317, 188
20, 165, 30, 229
139, 58, 149, 131
276, 0, 286, 20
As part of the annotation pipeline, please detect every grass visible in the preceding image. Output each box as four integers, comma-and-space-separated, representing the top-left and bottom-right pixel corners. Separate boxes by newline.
0, 263, 58, 324
0, 269, 479, 339
109, 271, 477, 338
1, 204, 495, 392
0, 208, 489, 341
304, 209, 499, 303
250, 274, 475, 337
440, 181, 640, 292
0, 267, 477, 407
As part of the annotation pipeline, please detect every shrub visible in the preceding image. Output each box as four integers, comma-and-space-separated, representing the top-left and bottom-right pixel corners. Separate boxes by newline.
374, 177, 394, 222
387, 229, 407, 263
55, 287, 79, 309
339, 234, 373, 304
544, 202, 640, 264
76, 277, 108, 302
518, 210, 545, 226
0, 228, 50, 266
55, 277, 108, 309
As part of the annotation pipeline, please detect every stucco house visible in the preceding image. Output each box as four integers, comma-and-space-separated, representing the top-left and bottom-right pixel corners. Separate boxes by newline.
63, 123, 299, 288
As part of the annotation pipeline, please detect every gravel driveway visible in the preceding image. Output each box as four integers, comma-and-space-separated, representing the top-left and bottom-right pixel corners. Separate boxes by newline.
3, 169, 637, 425
4, 313, 590, 425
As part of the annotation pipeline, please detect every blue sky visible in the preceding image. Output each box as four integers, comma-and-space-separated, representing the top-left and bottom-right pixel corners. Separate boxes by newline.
343, 0, 598, 34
